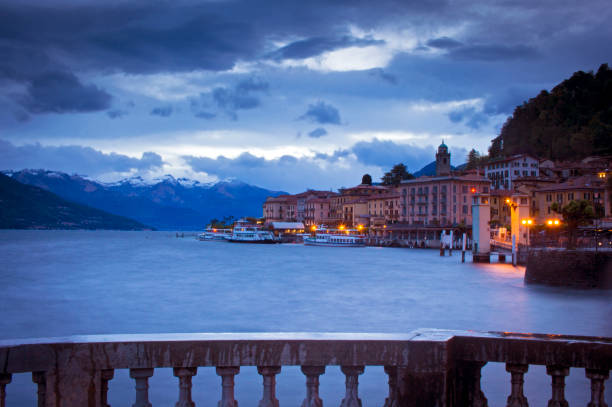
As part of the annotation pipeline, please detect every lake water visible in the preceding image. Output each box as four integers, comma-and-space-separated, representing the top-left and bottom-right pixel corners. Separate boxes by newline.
0, 230, 610, 405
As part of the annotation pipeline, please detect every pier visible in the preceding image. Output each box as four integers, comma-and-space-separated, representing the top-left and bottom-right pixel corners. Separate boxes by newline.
1, 329, 610, 406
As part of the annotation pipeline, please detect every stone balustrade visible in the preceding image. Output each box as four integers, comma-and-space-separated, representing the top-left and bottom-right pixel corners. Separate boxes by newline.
0, 329, 610, 407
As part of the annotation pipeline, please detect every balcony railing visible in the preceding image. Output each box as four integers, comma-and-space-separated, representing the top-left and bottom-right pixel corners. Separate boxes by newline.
0, 330, 610, 407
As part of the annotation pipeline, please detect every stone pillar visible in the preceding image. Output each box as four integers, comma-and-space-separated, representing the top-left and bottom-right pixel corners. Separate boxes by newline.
454, 361, 488, 407
174, 367, 198, 407
383, 366, 398, 407
0, 373, 11, 407
258, 366, 281, 407
339, 366, 364, 407
32, 372, 46, 407
301, 366, 325, 407
471, 194, 491, 263
546, 366, 569, 407
42, 345, 103, 407
396, 366, 449, 407
217, 367, 240, 407
505, 364, 528, 407
130, 368, 154, 407
585, 368, 609, 407
101, 369, 114, 407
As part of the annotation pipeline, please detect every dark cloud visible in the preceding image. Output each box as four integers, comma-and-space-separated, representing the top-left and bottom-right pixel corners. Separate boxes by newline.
194, 111, 216, 120
450, 44, 538, 61
368, 68, 398, 84
426, 37, 463, 49
298, 101, 341, 125
0, 139, 163, 177
150, 105, 173, 117
14, 70, 111, 114
308, 127, 328, 138
351, 139, 435, 171
107, 109, 128, 119
209, 77, 269, 119
313, 149, 350, 162
269, 35, 384, 60
448, 107, 489, 129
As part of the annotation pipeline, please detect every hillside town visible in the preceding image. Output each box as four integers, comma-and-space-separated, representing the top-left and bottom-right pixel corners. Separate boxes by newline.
262, 142, 612, 247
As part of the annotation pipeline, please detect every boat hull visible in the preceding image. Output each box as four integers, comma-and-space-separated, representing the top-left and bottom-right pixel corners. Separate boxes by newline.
227, 238, 279, 244
303, 239, 365, 247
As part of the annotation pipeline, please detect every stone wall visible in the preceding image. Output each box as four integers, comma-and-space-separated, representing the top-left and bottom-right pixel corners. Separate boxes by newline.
525, 249, 612, 288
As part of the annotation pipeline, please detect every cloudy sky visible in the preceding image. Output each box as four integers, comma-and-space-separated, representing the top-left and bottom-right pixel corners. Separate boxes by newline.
1, 0, 610, 192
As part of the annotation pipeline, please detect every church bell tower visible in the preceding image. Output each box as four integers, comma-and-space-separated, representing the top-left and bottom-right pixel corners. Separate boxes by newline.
436, 141, 451, 176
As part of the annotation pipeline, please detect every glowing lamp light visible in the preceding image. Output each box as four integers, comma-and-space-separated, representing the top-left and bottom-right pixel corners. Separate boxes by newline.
383, 225, 387, 229
357, 225, 363, 231
311, 225, 317, 231
554, 219, 560, 225
547, 220, 553, 226
521, 220, 526, 225
339, 225, 345, 230
505, 198, 511, 204
527, 219, 533, 225
471, 188, 477, 193
213, 228, 217, 232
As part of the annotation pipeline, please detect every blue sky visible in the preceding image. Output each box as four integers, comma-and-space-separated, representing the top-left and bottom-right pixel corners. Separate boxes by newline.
0, 0, 610, 192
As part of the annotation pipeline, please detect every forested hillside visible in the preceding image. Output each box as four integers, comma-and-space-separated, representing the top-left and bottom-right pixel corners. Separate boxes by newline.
491, 64, 612, 160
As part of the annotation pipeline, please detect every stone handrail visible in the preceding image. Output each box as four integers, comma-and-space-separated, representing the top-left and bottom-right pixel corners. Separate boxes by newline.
0, 329, 610, 407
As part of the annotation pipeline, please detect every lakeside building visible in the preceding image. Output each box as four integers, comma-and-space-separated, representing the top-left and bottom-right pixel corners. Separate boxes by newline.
532, 174, 609, 224
483, 154, 540, 190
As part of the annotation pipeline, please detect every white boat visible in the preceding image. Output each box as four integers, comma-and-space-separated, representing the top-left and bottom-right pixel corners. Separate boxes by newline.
226, 222, 280, 244
197, 227, 232, 241
303, 227, 366, 247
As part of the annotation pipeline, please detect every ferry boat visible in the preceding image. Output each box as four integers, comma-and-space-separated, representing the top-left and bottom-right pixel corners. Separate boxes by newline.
303, 227, 366, 247
197, 227, 232, 241
226, 221, 280, 244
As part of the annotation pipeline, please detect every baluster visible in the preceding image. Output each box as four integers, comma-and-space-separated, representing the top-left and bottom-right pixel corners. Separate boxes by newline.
505, 364, 528, 407
217, 367, 240, 407
130, 368, 154, 407
455, 361, 488, 407
0, 373, 11, 407
339, 366, 364, 407
101, 369, 114, 407
174, 367, 197, 407
383, 366, 398, 407
258, 366, 281, 407
300, 366, 325, 407
546, 366, 569, 407
32, 371, 46, 407
585, 368, 609, 407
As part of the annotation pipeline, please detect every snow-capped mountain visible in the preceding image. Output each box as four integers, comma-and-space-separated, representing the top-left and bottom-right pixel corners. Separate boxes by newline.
5, 170, 286, 230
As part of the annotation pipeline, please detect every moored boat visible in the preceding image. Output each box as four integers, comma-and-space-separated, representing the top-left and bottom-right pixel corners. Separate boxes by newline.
227, 221, 280, 244
197, 227, 232, 241
303, 226, 366, 247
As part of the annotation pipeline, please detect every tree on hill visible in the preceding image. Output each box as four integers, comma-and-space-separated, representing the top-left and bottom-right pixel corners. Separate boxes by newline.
465, 149, 489, 170
381, 164, 415, 186
551, 199, 596, 249
361, 174, 372, 185
495, 63, 612, 160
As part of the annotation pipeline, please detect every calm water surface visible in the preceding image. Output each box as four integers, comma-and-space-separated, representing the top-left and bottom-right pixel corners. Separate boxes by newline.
1, 230, 610, 405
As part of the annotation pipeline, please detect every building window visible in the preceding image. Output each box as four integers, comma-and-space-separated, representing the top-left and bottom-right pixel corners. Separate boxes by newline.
568, 192, 574, 200
462, 185, 468, 193
584, 193, 590, 200
462, 205, 468, 214
546, 194, 552, 202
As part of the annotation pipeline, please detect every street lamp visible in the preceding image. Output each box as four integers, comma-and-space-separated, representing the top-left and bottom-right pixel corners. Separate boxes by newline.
521, 218, 533, 246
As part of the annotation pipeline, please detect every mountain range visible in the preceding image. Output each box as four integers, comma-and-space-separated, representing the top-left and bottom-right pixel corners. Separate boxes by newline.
4, 170, 286, 230
0, 173, 149, 230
